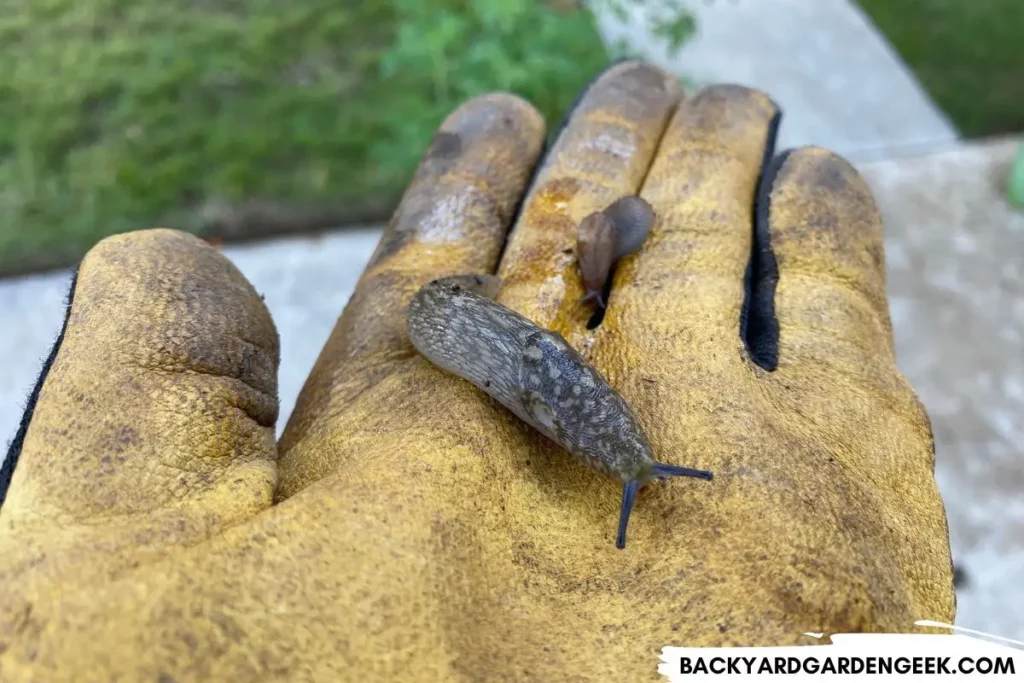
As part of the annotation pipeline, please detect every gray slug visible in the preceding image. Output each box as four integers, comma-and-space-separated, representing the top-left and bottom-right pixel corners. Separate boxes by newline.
577, 195, 655, 307
406, 274, 712, 549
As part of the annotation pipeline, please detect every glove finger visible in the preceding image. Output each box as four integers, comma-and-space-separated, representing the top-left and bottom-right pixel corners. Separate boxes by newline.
277, 94, 545, 499
1, 230, 278, 549
601, 85, 780, 359
496, 60, 682, 342
751, 147, 893, 373
743, 148, 954, 622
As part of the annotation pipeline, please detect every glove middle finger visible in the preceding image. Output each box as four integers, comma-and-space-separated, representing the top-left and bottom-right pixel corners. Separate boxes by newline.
496, 60, 682, 340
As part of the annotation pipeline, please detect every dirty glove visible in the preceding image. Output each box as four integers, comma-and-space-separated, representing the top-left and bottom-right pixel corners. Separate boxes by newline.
0, 60, 955, 681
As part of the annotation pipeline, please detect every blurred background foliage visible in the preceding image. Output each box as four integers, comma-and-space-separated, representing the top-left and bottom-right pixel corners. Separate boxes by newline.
4, 0, 1019, 276
0, 0, 695, 275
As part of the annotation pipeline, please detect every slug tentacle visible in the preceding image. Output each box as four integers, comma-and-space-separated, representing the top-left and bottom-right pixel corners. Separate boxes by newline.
617, 479, 642, 550
406, 274, 713, 549
650, 463, 714, 482
579, 289, 606, 308
617, 464, 713, 550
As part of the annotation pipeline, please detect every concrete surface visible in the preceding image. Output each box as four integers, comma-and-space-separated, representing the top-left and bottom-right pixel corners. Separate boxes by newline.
592, 0, 960, 162
858, 136, 1024, 640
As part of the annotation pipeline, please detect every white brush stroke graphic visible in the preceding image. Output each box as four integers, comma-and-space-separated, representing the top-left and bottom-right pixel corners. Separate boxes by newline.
659, 621, 1023, 681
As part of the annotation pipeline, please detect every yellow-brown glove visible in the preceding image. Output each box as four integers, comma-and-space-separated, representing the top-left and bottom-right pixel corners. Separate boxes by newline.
0, 60, 955, 681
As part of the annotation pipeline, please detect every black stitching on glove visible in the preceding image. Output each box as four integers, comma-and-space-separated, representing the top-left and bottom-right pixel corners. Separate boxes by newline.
741, 112, 784, 371
0, 267, 79, 508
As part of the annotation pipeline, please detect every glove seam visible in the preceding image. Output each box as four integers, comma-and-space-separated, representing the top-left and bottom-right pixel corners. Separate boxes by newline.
1, 267, 80, 510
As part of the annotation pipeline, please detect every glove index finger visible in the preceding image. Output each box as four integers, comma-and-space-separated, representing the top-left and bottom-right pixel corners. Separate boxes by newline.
277, 94, 545, 498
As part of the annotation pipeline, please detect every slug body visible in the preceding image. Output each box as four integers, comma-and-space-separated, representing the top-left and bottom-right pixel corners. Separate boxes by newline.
577, 195, 656, 307
407, 275, 712, 548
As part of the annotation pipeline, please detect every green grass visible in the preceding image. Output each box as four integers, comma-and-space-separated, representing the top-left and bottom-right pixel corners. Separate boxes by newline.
858, 0, 1024, 137
0, 0, 615, 275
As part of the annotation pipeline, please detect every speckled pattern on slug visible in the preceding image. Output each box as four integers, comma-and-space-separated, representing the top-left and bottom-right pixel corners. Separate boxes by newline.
407, 275, 655, 482
407, 275, 536, 425
406, 274, 713, 551
519, 330, 652, 480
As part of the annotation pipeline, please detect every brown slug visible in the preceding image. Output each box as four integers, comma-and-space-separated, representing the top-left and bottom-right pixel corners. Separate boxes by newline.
406, 274, 713, 549
577, 195, 655, 307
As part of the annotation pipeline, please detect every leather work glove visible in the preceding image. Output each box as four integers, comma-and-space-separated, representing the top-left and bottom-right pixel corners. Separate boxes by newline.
0, 60, 955, 681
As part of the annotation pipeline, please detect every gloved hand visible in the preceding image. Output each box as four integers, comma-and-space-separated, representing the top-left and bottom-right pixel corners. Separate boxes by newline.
0, 60, 955, 681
